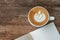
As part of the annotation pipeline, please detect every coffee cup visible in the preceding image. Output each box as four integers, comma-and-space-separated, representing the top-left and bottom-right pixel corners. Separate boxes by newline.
28, 6, 55, 27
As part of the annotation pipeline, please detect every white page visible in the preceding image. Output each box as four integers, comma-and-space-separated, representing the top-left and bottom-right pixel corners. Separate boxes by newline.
15, 22, 60, 40
30, 22, 60, 40
15, 34, 33, 40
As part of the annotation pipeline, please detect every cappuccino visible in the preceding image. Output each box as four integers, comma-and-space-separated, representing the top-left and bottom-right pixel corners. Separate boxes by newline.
28, 6, 49, 27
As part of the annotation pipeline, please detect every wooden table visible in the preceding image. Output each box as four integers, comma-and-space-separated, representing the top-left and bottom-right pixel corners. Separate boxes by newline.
0, 0, 60, 40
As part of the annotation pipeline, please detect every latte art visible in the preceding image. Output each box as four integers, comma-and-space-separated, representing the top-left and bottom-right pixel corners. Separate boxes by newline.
34, 11, 46, 22
28, 6, 49, 27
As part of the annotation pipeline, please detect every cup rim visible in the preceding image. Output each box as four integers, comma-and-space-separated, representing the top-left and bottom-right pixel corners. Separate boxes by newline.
28, 6, 49, 27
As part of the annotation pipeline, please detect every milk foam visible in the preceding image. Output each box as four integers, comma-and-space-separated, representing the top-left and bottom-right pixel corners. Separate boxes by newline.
34, 11, 46, 22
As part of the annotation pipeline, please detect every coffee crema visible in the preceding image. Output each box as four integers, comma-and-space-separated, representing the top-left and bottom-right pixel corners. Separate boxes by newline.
28, 6, 49, 27
34, 11, 46, 22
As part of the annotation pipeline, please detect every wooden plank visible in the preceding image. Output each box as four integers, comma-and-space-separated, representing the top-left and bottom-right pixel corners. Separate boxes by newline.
0, 0, 60, 40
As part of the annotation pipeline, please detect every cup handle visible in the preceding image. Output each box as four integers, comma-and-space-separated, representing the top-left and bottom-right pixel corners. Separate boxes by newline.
49, 16, 55, 21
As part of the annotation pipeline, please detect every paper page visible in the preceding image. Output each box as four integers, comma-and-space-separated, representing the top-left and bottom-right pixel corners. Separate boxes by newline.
15, 22, 60, 40
30, 22, 60, 40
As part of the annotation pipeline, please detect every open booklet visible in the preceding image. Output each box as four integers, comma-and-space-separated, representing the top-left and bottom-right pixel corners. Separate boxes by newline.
15, 22, 60, 40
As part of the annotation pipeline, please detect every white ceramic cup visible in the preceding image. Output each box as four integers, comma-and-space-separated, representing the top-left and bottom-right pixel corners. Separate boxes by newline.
28, 6, 55, 27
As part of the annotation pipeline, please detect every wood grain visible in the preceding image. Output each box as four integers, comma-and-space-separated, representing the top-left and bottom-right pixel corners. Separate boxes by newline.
0, 0, 60, 40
